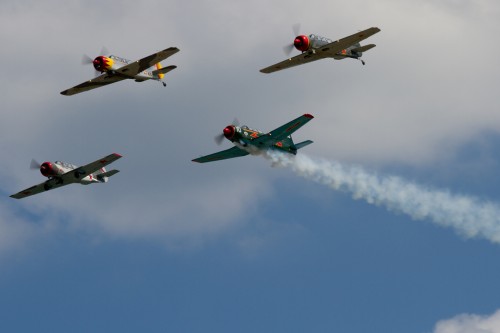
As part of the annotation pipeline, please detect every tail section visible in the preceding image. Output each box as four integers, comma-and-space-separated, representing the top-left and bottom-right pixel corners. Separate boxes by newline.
295, 140, 313, 150
96, 169, 120, 183
351, 44, 376, 54
152, 65, 177, 79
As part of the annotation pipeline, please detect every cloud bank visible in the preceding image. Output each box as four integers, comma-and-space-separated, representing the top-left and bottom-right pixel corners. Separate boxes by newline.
433, 309, 500, 333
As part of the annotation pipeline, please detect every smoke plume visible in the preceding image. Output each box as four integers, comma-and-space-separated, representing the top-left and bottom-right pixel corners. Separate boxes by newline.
266, 152, 500, 243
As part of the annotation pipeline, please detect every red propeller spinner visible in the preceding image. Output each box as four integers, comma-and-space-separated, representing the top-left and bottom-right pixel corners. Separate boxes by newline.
294, 35, 310, 52
223, 125, 236, 140
93, 56, 106, 72
40, 162, 55, 177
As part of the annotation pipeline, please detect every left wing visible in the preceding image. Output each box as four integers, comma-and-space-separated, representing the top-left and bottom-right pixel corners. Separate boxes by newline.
10, 179, 67, 199
60, 73, 126, 96
252, 114, 314, 147
260, 51, 327, 74
114, 47, 179, 77
192, 146, 249, 163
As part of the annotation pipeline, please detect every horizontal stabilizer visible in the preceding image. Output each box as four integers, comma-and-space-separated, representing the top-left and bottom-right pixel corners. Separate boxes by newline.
100, 169, 119, 178
96, 169, 120, 182
295, 140, 313, 150
351, 44, 376, 53
152, 65, 177, 76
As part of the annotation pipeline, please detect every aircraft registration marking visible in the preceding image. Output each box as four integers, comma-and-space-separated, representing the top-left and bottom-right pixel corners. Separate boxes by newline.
286, 121, 302, 132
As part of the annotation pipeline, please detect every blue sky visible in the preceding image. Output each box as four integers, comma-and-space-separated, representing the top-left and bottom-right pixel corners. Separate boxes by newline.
2, 1, 500, 332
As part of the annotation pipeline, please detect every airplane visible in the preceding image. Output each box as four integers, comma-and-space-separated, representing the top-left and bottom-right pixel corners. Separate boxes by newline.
10, 153, 122, 199
192, 114, 314, 163
60, 47, 180, 96
260, 26, 380, 74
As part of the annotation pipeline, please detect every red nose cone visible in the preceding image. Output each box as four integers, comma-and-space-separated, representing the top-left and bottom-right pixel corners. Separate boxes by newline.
40, 162, 54, 177
294, 35, 310, 52
93, 57, 104, 71
223, 126, 235, 140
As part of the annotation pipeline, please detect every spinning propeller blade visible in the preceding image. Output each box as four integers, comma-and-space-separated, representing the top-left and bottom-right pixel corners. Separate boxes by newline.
81, 54, 93, 65
283, 23, 302, 56
214, 133, 225, 145
30, 159, 41, 170
100, 46, 109, 56
292, 23, 301, 36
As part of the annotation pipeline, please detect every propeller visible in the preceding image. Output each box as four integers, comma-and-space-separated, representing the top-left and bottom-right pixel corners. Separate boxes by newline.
81, 54, 93, 65
30, 159, 41, 170
214, 118, 240, 145
283, 23, 302, 56
214, 133, 225, 145
100, 46, 109, 56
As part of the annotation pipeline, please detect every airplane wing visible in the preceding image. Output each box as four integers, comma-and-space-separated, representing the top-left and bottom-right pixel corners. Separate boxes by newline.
72, 153, 123, 179
60, 73, 126, 96
10, 180, 67, 199
114, 47, 180, 77
192, 146, 249, 163
260, 27, 380, 74
252, 114, 314, 146
260, 51, 327, 74
319, 27, 380, 57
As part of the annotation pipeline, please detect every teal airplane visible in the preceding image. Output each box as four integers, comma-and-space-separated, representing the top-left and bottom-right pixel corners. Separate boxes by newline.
192, 114, 314, 163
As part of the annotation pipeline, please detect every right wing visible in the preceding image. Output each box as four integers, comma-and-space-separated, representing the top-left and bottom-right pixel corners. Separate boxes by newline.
251, 114, 314, 147
192, 146, 249, 163
115, 47, 179, 77
10, 179, 68, 199
60, 73, 126, 96
71, 153, 122, 180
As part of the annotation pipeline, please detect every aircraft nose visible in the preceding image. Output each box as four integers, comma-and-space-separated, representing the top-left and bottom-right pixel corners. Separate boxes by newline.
223, 126, 235, 139
40, 162, 54, 177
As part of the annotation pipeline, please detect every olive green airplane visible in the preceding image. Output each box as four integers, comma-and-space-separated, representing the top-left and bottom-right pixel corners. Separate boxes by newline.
192, 114, 314, 163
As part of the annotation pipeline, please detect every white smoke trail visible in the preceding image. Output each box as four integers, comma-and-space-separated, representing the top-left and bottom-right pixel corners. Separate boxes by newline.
266, 151, 500, 243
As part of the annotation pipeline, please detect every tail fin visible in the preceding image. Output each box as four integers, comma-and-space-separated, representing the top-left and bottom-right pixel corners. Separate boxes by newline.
295, 140, 313, 150
152, 65, 177, 79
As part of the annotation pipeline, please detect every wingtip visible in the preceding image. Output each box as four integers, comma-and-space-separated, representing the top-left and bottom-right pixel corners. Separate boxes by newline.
113, 153, 123, 158
304, 113, 314, 119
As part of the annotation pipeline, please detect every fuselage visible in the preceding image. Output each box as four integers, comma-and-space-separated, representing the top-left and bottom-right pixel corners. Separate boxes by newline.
223, 125, 298, 155
92, 54, 160, 81
40, 161, 107, 185
295, 34, 361, 60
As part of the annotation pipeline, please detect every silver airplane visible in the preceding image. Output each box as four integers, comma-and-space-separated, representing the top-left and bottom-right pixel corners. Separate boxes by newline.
260, 27, 380, 73
10, 153, 122, 199
61, 47, 179, 96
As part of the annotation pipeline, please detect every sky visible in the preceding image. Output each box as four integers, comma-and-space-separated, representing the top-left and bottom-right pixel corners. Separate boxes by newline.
1, 0, 500, 332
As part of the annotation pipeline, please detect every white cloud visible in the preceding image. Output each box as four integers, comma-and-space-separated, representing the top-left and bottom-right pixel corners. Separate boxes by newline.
433, 309, 500, 333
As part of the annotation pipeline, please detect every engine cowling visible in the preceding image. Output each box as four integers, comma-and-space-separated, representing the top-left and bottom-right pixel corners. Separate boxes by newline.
93, 56, 114, 72
40, 162, 56, 177
294, 35, 310, 52
223, 125, 236, 140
